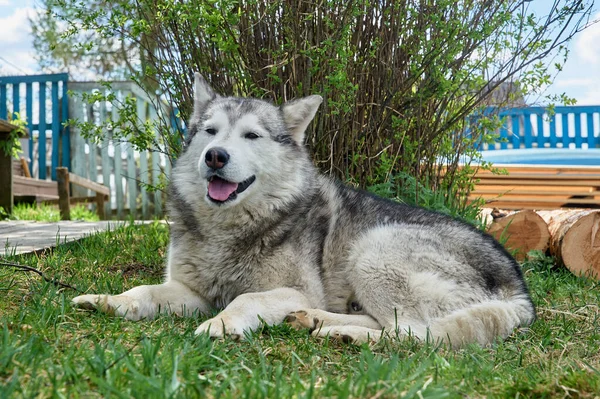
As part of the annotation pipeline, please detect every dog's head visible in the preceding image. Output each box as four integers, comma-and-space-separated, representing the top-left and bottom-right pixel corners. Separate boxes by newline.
177, 73, 322, 209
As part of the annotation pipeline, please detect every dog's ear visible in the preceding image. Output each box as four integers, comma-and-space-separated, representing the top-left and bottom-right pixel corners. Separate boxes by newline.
281, 95, 323, 144
193, 72, 217, 117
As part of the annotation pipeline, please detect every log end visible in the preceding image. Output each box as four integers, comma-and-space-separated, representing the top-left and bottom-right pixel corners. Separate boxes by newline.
488, 210, 551, 261
561, 211, 600, 279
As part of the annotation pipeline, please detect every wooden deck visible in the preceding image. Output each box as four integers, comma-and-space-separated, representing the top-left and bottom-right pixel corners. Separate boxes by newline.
469, 165, 600, 210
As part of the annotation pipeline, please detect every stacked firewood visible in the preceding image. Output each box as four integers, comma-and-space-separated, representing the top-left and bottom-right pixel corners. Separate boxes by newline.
481, 208, 600, 279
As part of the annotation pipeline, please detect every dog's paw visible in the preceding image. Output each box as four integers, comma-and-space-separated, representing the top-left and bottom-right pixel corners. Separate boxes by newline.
312, 325, 383, 345
284, 310, 322, 332
194, 315, 248, 340
72, 294, 142, 321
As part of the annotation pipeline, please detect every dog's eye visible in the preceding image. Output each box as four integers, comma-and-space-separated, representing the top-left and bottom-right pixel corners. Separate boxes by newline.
244, 132, 260, 140
205, 128, 217, 135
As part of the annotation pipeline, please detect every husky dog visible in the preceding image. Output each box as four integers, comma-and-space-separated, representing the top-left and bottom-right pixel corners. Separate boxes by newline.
73, 73, 535, 347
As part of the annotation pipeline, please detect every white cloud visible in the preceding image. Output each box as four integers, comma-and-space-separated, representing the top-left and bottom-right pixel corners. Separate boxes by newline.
0, 5, 39, 74
538, 13, 600, 105
554, 78, 597, 88
0, 47, 37, 74
0, 0, 11, 6
574, 12, 600, 65
0, 6, 35, 45
574, 80, 600, 105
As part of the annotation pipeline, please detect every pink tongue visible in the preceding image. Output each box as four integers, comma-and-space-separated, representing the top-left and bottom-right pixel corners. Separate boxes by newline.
208, 177, 238, 201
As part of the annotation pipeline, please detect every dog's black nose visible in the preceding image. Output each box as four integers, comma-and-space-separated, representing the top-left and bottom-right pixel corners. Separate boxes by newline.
205, 147, 230, 170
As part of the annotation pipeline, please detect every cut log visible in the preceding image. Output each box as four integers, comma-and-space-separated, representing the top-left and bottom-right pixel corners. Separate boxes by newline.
483, 208, 551, 261
537, 210, 600, 279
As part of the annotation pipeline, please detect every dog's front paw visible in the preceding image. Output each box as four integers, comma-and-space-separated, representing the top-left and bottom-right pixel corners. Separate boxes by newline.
194, 315, 248, 340
72, 294, 142, 321
284, 310, 322, 332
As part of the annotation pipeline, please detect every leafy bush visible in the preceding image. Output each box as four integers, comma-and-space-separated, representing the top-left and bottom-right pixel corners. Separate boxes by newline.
0, 113, 26, 159
35, 0, 593, 210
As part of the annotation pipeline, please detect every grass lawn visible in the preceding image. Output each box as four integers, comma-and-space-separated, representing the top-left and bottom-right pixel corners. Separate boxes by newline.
1, 222, 600, 398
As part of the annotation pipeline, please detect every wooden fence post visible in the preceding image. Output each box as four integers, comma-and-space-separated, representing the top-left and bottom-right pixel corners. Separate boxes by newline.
95, 192, 105, 220
56, 167, 70, 220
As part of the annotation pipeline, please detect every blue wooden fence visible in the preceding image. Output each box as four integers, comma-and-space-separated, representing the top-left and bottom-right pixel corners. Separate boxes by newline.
0, 73, 70, 180
0, 73, 171, 219
479, 105, 600, 151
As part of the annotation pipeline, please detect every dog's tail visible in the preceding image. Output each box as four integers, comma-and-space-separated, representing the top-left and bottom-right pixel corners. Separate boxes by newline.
426, 294, 535, 348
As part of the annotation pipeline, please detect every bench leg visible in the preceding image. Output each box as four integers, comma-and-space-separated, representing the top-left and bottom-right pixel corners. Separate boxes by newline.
0, 153, 13, 218
95, 193, 106, 220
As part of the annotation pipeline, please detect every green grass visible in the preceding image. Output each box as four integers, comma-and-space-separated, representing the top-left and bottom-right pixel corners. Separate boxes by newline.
4, 203, 100, 222
1, 223, 600, 398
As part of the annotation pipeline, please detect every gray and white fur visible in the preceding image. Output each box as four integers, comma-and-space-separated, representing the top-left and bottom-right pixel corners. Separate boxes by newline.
73, 73, 535, 348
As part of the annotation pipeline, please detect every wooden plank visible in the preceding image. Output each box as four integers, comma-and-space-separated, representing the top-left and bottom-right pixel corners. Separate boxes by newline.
536, 113, 544, 148
470, 196, 600, 205
137, 97, 149, 219
562, 113, 570, 148
549, 113, 558, 148
139, 151, 149, 218
0, 119, 23, 133
20, 157, 31, 178
13, 176, 58, 198
472, 189, 600, 196
127, 144, 137, 215
475, 179, 600, 187
114, 144, 124, 219
523, 113, 533, 148
473, 184, 596, 192
68, 173, 109, 196
149, 105, 162, 215
152, 151, 162, 215
164, 155, 171, 183
575, 112, 583, 148
26, 83, 33, 173
38, 81, 47, 180
469, 201, 587, 211
51, 81, 59, 180
499, 119, 508, 150
511, 115, 520, 149
57, 167, 70, 220
12, 83, 20, 118
587, 113, 595, 149
99, 101, 112, 217
61, 80, 70, 169
469, 194, 596, 204
68, 91, 87, 196
0, 73, 69, 85
111, 101, 125, 219
475, 172, 600, 180
481, 166, 600, 174
89, 139, 98, 189
0, 83, 6, 119
96, 192, 106, 220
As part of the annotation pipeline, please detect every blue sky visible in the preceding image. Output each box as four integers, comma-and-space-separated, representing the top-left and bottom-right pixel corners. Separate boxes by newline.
1, 0, 599, 105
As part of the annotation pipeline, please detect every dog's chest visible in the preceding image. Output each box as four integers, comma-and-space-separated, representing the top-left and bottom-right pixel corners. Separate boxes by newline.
183, 238, 267, 308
